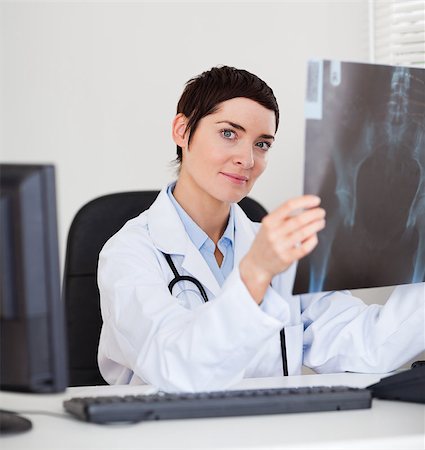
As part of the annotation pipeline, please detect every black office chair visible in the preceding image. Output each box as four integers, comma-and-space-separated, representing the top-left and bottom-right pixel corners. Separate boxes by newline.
63, 191, 268, 386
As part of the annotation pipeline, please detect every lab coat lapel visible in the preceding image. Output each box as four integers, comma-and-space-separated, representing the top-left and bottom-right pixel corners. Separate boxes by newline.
233, 204, 257, 266
147, 188, 187, 255
181, 244, 221, 297
147, 187, 221, 297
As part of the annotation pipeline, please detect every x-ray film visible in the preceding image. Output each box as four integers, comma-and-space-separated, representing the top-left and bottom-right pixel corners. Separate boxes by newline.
293, 60, 425, 294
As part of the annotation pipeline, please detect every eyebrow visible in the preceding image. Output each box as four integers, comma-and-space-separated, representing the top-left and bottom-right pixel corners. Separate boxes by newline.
215, 121, 275, 141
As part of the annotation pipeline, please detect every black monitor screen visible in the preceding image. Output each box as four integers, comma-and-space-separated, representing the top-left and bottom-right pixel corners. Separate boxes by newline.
0, 164, 68, 392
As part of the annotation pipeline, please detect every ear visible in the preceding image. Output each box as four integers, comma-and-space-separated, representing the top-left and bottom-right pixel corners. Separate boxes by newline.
172, 113, 189, 149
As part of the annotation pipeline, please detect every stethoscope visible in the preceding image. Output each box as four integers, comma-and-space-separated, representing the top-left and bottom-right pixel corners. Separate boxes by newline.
162, 252, 288, 376
162, 252, 209, 303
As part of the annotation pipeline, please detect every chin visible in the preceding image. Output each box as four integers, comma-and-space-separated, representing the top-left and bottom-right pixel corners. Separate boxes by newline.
205, 178, 253, 204
216, 189, 250, 204
230, 193, 248, 204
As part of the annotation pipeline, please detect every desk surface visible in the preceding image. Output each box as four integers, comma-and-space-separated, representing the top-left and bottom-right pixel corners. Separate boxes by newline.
1, 373, 424, 450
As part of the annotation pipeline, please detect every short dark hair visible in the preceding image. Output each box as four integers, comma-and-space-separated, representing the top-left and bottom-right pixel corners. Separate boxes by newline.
175, 65, 279, 165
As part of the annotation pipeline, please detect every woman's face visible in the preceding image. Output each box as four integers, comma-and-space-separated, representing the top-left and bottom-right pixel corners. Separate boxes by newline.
174, 97, 276, 204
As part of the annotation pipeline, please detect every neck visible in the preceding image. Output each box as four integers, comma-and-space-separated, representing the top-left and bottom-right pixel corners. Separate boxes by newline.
173, 180, 230, 245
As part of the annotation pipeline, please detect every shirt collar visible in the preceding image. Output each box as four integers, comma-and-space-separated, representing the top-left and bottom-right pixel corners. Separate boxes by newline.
167, 182, 235, 251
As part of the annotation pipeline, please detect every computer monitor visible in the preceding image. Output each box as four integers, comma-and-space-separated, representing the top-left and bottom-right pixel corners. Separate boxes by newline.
0, 163, 68, 392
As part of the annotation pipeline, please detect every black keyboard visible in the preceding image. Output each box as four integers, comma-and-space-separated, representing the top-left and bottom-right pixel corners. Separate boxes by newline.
63, 385, 371, 424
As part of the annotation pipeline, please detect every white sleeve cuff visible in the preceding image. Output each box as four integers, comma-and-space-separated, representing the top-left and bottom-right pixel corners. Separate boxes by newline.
222, 267, 289, 328
259, 285, 291, 323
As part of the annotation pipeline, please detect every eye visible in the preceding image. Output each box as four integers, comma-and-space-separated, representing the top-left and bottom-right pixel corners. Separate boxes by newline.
221, 129, 236, 140
256, 141, 272, 151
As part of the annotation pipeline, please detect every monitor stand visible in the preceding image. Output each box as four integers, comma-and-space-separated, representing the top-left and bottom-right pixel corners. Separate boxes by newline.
0, 410, 32, 435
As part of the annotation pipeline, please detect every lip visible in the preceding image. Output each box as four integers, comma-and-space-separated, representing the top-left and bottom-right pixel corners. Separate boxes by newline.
220, 172, 249, 185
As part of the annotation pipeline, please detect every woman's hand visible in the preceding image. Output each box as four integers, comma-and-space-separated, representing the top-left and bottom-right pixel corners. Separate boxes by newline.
240, 195, 326, 303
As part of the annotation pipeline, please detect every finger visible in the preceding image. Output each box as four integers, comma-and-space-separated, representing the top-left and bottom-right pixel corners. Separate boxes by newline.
272, 195, 321, 220
266, 220, 323, 267
287, 218, 326, 248
280, 207, 326, 235
291, 233, 319, 259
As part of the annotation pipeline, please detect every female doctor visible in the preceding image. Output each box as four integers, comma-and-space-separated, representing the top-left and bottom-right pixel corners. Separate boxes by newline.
98, 66, 425, 392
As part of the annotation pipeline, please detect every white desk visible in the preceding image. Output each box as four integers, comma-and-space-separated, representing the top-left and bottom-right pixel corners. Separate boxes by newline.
1, 373, 424, 450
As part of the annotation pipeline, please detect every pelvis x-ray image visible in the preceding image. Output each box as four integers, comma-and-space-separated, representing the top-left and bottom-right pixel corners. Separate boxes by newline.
293, 60, 425, 294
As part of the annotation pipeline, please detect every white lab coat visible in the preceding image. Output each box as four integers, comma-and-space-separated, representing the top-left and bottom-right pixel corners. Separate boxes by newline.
98, 186, 425, 392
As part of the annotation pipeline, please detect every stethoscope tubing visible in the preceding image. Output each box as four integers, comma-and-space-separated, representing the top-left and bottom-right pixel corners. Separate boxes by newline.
162, 251, 288, 376
162, 252, 209, 303
168, 275, 209, 303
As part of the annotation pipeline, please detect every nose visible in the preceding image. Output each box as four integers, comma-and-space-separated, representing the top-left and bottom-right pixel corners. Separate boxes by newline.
233, 143, 254, 170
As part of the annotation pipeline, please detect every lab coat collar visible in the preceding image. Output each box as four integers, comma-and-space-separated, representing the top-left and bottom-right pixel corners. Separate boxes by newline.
147, 186, 221, 295
147, 186, 190, 255
233, 205, 257, 265
147, 185, 257, 297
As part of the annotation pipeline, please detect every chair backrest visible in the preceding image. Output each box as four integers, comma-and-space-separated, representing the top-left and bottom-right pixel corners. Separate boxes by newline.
63, 191, 268, 386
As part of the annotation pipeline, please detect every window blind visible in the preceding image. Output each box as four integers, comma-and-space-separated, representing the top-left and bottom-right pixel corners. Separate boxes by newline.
371, 0, 425, 67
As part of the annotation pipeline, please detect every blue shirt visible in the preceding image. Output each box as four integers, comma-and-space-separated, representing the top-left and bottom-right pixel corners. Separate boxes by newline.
167, 183, 235, 287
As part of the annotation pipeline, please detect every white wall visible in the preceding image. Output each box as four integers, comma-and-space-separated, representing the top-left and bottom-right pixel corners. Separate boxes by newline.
2, 0, 406, 309
0, 0, 370, 248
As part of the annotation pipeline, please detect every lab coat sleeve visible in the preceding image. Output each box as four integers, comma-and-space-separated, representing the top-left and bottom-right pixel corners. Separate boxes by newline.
259, 263, 302, 325
98, 224, 285, 392
301, 283, 425, 373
